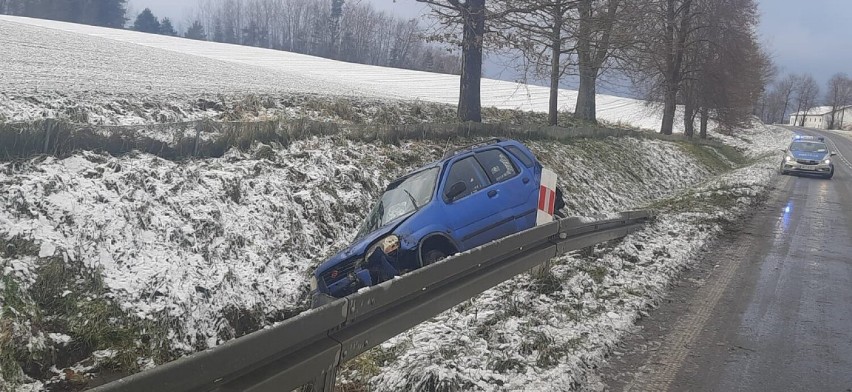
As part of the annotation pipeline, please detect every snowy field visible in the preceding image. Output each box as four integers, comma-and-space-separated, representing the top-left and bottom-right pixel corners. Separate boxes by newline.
0, 15, 672, 131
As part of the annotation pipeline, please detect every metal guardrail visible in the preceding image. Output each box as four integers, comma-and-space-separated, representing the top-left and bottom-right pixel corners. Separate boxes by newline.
92, 210, 654, 392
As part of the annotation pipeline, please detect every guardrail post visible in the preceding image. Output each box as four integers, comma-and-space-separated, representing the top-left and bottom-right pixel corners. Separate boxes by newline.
310, 366, 337, 392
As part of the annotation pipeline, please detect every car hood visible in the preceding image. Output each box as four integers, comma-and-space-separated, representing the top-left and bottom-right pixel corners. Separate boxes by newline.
790, 150, 828, 161
315, 212, 414, 275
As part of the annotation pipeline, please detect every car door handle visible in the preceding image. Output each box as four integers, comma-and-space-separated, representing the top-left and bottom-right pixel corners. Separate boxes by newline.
488, 189, 498, 198
522, 177, 530, 184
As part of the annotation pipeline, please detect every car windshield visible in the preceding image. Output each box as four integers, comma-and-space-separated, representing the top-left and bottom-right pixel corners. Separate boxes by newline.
355, 167, 440, 239
790, 142, 828, 153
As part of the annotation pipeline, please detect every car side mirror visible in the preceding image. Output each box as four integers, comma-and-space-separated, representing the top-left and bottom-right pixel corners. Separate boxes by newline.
831, 152, 837, 156
780, 148, 787, 153
446, 181, 467, 201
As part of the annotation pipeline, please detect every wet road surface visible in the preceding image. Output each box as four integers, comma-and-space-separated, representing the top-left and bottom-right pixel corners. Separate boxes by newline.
601, 128, 852, 392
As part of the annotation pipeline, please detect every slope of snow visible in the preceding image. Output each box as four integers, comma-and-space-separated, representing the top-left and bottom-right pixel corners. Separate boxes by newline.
0, 15, 673, 131
0, 124, 791, 389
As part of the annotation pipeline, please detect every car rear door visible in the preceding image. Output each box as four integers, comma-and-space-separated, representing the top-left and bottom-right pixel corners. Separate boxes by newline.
475, 147, 536, 232
440, 155, 514, 249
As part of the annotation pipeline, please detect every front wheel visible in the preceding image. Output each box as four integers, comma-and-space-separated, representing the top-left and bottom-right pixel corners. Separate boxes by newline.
421, 249, 447, 267
825, 169, 834, 179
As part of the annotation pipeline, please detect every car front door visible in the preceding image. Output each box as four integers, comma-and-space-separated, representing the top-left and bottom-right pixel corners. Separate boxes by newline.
440, 155, 514, 250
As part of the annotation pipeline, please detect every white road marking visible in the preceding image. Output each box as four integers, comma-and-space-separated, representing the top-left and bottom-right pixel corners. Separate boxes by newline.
821, 133, 852, 171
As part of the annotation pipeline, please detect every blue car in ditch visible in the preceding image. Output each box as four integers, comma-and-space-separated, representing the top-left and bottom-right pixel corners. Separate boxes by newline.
310, 139, 564, 306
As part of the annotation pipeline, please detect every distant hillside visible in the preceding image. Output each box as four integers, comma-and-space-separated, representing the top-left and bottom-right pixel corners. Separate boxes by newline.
0, 15, 682, 132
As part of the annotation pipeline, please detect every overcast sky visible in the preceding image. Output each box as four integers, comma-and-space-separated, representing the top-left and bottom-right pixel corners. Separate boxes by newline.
128, 0, 851, 92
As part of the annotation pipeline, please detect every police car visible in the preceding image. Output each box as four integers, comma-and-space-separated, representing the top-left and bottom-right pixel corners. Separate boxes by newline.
780, 135, 836, 179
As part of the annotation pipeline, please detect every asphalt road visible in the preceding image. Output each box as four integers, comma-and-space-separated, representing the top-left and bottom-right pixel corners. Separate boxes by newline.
601, 128, 852, 392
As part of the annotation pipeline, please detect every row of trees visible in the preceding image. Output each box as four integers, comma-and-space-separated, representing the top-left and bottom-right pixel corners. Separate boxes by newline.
757, 73, 852, 129
184, 0, 460, 74
0, 0, 126, 28
417, 0, 772, 136
132, 8, 177, 36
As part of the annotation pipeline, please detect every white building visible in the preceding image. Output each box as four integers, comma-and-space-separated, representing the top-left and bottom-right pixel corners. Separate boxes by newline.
789, 105, 852, 130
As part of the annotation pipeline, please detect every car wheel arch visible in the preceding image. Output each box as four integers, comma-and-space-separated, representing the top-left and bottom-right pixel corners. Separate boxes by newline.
418, 233, 459, 267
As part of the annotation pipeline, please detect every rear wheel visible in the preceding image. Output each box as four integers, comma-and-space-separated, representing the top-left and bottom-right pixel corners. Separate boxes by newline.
421, 249, 447, 267
555, 187, 566, 212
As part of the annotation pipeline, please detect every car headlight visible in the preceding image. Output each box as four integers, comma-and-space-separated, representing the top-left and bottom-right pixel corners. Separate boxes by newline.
378, 235, 400, 254
310, 275, 318, 291
824, 159, 831, 165
367, 235, 400, 258
784, 156, 793, 162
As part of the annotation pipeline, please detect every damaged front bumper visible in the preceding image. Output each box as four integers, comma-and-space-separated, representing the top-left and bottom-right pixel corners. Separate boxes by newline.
311, 249, 401, 307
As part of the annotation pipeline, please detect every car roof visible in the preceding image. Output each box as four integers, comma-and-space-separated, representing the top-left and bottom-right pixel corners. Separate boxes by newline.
383, 139, 522, 190
440, 138, 511, 159
790, 140, 826, 146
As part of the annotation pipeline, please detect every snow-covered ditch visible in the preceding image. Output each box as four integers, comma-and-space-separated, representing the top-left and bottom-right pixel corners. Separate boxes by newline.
346, 125, 792, 391
0, 123, 789, 389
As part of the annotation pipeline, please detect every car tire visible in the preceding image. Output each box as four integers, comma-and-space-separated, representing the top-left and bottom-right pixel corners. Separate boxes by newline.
826, 169, 834, 179
421, 249, 447, 267
555, 187, 566, 212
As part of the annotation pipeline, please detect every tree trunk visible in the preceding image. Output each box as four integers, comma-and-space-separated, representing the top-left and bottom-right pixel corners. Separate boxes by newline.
574, 0, 598, 123
828, 104, 838, 129
780, 96, 790, 124
548, 5, 563, 126
684, 99, 695, 138
575, 66, 598, 123
699, 108, 709, 138
660, 0, 689, 136
661, 82, 678, 135
458, 0, 485, 123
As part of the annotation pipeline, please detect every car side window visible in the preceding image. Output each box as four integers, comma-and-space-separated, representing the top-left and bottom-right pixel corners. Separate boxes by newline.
475, 149, 519, 184
444, 156, 489, 201
506, 146, 534, 168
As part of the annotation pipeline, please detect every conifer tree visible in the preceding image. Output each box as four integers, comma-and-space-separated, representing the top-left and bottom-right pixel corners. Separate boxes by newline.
132, 8, 160, 33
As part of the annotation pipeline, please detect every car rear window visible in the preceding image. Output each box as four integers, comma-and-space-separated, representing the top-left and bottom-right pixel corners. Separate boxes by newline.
506, 146, 534, 167
475, 149, 519, 183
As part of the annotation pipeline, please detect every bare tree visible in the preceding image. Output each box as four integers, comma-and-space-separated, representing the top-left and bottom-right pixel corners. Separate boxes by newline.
572, 0, 624, 123
417, 0, 488, 122
493, 0, 577, 126
625, 0, 699, 135
696, 2, 773, 137
792, 73, 819, 127
772, 74, 798, 124
824, 73, 852, 129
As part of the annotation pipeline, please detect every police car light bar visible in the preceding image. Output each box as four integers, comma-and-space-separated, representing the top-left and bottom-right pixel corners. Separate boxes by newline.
794, 135, 825, 142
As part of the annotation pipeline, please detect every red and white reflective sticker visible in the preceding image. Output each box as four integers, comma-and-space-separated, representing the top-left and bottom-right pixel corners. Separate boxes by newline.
536, 168, 557, 225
